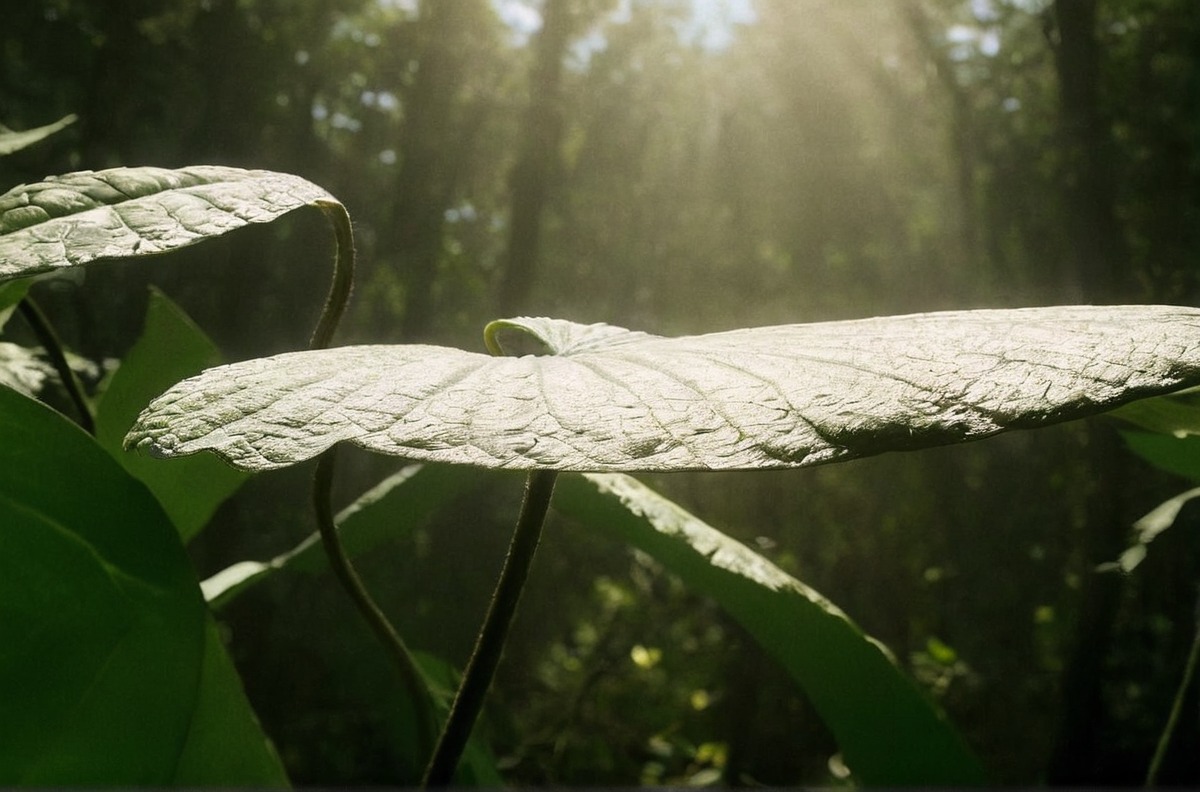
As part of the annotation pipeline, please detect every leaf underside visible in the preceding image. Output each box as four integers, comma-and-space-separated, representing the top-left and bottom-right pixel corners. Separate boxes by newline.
127, 305, 1200, 473
0, 165, 333, 282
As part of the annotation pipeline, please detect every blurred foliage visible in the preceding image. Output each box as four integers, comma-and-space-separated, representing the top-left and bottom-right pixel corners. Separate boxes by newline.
4, 0, 1199, 784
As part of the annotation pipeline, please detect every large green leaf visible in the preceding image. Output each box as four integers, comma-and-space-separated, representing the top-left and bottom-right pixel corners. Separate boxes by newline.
0, 114, 76, 157
174, 616, 290, 784
0, 385, 285, 785
94, 287, 246, 541
553, 472, 988, 786
127, 306, 1200, 472
0, 165, 335, 282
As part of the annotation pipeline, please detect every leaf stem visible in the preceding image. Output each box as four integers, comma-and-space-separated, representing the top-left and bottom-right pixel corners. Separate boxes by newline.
422, 469, 559, 787
312, 447, 439, 767
309, 199, 355, 350
1145, 585, 1200, 786
17, 297, 95, 434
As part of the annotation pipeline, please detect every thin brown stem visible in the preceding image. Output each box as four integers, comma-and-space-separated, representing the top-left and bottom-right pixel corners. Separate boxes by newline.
309, 199, 355, 350
312, 447, 439, 766
18, 297, 94, 434
422, 470, 559, 787
1145, 586, 1200, 786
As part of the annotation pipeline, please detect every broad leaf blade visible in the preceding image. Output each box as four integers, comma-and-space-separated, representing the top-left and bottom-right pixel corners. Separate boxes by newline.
173, 616, 290, 785
94, 287, 246, 541
0, 385, 284, 785
0, 165, 334, 282
128, 306, 1200, 473
553, 472, 988, 786
0, 114, 76, 156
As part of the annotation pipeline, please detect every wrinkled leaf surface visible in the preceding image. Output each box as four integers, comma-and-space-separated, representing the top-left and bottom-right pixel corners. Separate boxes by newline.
0, 343, 51, 395
128, 306, 1200, 473
0, 165, 333, 282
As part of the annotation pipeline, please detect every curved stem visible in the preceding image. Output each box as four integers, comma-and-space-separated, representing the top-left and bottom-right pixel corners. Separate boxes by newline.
1145, 586, 1200, 786
312, 447, 439, 765
422, 469, 559, 787
18, 297, 95, 434
309, 199, 356, 350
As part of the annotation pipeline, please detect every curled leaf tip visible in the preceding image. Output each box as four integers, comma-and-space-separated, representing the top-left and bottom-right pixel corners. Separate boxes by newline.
126, 305, 1200, 474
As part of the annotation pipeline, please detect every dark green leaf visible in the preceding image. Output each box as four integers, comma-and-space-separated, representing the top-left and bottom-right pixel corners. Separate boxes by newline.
173, 617, 290, 785
553, 472, 988, 786
0, 114, 76, 156
0, 165, 335, 283
94, 287, 246, 541
1110, 387, 1200, 437
1122, 430, 1200, 481
0, 278, 32, 327
202, 462, 477, 608
128, 306, 1200, 473
0, 385, 285, 785
200, 461, 498, 783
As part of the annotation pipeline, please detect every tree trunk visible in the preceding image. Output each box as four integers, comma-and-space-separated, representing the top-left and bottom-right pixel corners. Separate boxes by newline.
1050, 0, 1129, 302
496, 0, 576, 317
1046, 1, 1135, 783
390, 0, 480, 340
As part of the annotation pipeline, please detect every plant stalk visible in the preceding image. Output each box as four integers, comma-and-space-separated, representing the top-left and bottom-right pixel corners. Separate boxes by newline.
18, 297, 95, 434
309, 199, 355, 350
1145, 585, 1200, 786
312, 447, 439, 765
422, 469, 559, 787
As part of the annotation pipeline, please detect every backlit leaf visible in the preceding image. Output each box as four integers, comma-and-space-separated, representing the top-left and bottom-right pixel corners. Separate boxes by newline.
128, 306, 1200, 473
0, 165, 335, 282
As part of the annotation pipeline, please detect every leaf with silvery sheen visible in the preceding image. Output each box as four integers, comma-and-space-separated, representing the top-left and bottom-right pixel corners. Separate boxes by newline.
126, 305, 1200, 473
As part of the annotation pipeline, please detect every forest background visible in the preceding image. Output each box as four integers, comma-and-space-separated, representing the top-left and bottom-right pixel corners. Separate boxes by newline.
3, 0, 1199, 785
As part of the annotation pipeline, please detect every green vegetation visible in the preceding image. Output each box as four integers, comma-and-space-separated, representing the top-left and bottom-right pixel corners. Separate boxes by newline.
2, 1, 1199, 786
